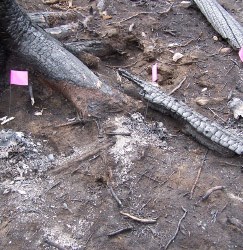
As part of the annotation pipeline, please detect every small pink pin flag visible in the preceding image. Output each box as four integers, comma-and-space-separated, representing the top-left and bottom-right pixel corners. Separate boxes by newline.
152, 63, 158, 82
10, 70, 28, 86
239, 48, 243, 62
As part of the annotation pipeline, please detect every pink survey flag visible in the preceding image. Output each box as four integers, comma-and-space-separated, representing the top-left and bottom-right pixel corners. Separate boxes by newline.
10, 70, 28, 86
239, 48, 243, 62
152, 63, 158, 82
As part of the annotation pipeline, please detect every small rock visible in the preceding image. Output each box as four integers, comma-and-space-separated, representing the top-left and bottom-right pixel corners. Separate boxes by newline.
3, 189, 10, 195
17, 190, 27, 195
128, 23, 135, 32
220, 47, 232, 54
172, 52, 184, 62
179, 1, 192, 8
141, 32, 146, 37
101, 27, 118, 38
196, 97, 210, 106
213, 36, 218, 41
34, 110, 43, 116
195, 96, 226, 106
48, 154, 55, 162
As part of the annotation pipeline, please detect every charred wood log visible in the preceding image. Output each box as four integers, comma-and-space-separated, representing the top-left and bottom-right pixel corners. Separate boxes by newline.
118, 69, 243, 156
64, 40, 116, 58
45, 22, 80, 39
0, 0, 127, 118
27, 11, 80, 28
28, 12, 116, 58
74, 51, 100, 69
0, 42, 7, 84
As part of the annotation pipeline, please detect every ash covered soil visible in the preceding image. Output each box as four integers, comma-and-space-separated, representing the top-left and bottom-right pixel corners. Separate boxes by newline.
0, 0, 243, 249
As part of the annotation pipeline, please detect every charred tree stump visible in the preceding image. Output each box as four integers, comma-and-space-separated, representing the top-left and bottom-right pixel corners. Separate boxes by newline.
0, 0, 128, 118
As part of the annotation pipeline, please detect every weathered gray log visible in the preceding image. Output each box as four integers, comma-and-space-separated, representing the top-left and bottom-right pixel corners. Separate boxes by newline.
45, 22, 80, 39
0, 0, 125, 118
193, 0, 243, 49
27, 11, 80, 28
118, 69, 243, 156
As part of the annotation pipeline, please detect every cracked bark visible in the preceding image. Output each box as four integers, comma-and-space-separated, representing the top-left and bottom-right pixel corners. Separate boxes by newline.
118, 69, 243, 156
0, 0, 127, 118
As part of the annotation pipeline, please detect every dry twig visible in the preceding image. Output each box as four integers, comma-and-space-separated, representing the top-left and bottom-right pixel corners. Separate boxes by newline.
160, 170, 177, 186
108, 185, 123, 207
120, 211, 157, 224
107, 226, 133, 237
116, 4, 172, 24
106, 131, 131, 136
51, 141, 114, 174
44, 238, 66, 250
168, 77, 187, 95
54, 119, 83, 128
139, 198, 153, 211
189, 166, 202, 199
189, 150, 208, 199
137, 172, 162, 184
46, 181, 62, 193
164, 207, 188, 250
201, 186, 225, 201
207, 107, 226, 123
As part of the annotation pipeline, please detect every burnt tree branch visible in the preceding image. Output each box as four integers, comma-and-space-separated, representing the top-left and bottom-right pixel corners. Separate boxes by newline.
0, 0, 128, 118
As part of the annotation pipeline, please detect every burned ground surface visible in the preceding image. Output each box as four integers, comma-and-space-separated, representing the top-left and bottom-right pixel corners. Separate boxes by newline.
0, 0, 243, 249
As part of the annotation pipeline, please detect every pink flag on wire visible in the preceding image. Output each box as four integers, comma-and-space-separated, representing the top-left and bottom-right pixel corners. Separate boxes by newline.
10, 70, 28, 86
152, 63, 158, 82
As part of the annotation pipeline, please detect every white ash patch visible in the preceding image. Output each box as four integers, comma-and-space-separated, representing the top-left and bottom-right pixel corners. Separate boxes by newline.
43, 225, 80, 249
0, 130, 56, 181
224, 118, 243, 138
108, 113, 168, 183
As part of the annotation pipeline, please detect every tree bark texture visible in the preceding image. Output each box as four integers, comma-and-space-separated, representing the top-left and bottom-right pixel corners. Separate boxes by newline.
0, 0, 125, 117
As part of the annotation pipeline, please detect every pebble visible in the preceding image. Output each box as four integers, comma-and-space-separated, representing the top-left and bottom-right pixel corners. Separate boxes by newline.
173, 52, 184, 62
220, 47, 232, 54
196, 97, 209, 106
179, 1, 192, 8
48, 154, 55, 162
